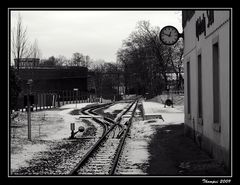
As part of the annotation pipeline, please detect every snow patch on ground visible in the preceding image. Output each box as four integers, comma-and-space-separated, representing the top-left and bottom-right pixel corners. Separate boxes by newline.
59, 103, 92, 109
150, 94, 184, 106
11, 142, 49, 172
118, 99, 184, 174
117, 138, 149, 175
142, 101, 184, 124
126, 140, 149, 164
161, 113, 184, 125
142, 101, 183, 114
118, 118, 160, 174
130, 120, 156, 139
103, 103, 129, 114
10, 103, 92, 173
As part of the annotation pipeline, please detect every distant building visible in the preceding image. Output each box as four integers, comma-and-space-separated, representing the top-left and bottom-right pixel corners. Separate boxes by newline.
14, 58, 40, 68
182, 10, 231, 171
13, 58, 88, 94
17, 66, 88, 94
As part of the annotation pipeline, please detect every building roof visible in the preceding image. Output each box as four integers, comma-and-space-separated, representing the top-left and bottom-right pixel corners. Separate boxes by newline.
182, 10, 195, 28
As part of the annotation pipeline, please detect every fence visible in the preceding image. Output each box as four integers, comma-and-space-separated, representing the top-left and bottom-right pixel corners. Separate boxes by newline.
16, 92, 57, 112
57, 90, 99, 106
15, 90, 99, 112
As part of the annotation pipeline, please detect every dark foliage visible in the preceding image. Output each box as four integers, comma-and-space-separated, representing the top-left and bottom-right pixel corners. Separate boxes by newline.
10, 67, 22, 111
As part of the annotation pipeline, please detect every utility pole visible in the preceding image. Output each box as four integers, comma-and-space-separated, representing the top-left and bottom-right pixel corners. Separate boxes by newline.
27, 79, 33, 141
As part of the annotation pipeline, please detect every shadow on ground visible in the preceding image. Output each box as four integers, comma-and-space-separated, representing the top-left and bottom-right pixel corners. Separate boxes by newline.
146, 124, 228, 176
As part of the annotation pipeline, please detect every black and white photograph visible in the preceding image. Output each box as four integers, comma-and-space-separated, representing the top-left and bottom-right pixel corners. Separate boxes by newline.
7, 8, 232, 180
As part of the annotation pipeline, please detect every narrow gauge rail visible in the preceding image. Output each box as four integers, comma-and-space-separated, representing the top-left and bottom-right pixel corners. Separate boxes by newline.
80, 103, 114, 136
70, 98, 140, 175
110, 99, 139, 175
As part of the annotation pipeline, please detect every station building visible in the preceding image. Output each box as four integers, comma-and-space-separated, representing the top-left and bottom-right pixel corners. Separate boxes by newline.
182, 10, 231, 171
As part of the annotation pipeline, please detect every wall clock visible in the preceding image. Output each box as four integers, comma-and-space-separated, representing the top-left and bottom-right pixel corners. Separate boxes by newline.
159, 26, 180, 45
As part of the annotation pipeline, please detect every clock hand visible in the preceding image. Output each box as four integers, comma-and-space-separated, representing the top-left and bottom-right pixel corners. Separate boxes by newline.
163, 33, 170, 37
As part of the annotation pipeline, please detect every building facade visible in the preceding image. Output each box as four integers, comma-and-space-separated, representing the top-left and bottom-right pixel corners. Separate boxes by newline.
13, 62, 89, 110
182, 10, 231, 171
17, 67, 88, 94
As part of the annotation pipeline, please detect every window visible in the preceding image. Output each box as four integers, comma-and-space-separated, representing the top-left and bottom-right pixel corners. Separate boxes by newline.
198, 54, 202, 118
187, 61, 191, 115
213, 42, 220, 123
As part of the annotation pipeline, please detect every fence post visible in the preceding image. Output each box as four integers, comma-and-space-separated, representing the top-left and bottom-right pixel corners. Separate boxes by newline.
35, 93, 37, 111
69, 90, 71, 104
39, 94, 41, 110
41, 93, 44, 110
45, 93, 47, 109
65, 91, 67, 104
53, 93, 55, 108
55, 94, 57, 107
64, 91, 66, 104
76, 91, 77, 104
71, 91, 73, 104
57, 91, 60, 107
71, 90, 73, 104
48, 93, 50, 109
77, 92, 79, 103
43, 93, 46, 110
67, 90, 69, 104
55, 93, 57, 107
68, 90, 70, 104
62, 90, 64, 105
65, 90, 67, 104
48, 93, 51, 109
64, 90, 68, 104
40, 93, 42, 110
74, 91, 76, 104
52, 94, 54, 108
39, 94, 42, 110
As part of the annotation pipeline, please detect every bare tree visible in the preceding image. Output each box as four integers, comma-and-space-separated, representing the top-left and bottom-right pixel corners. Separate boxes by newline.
72, 52, 84, 66
11, 13, 32, 70
71, 52, 92, 68
170, 39, 184, 90
91, 63, 105, 97
56, 55, 68, 66
117, 20, 183, 96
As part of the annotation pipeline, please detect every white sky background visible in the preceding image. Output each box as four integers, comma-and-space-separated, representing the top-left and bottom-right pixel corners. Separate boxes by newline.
11, 10, 182, 63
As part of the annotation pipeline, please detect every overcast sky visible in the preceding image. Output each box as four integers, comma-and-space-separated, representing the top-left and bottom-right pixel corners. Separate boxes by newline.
11, 10, 182, 63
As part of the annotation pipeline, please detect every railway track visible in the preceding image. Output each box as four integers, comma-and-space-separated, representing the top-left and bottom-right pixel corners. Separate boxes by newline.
70, 98, 140, 175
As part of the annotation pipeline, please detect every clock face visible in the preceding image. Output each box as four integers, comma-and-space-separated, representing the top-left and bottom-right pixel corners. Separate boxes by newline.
159, 26, 179, 45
